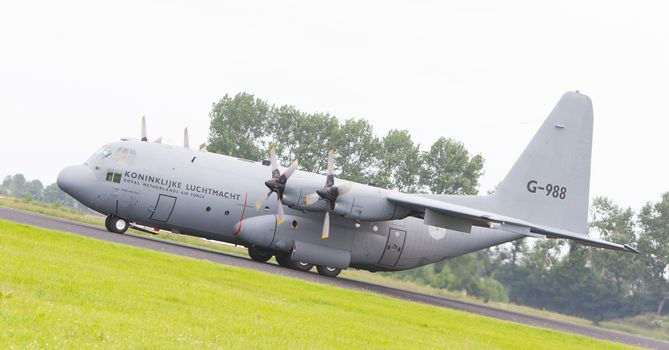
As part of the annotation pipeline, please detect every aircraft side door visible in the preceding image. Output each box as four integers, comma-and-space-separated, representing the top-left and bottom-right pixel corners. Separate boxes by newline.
378, 228, 406, 267
150, 194, 177, 222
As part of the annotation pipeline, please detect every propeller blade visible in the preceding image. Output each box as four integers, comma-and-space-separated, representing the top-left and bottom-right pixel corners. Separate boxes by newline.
153, 136, 163, 143
326, 150, 335, 187
283, 160, 299, 180
270, 145, 279, 176
276, 198, 286, 225
338, 182, 353, 196
322, 210, 330, 239
183, 128, 189, 148
141, 115, 147, 141
305, 192, 320, 206
254, 191, 271, 212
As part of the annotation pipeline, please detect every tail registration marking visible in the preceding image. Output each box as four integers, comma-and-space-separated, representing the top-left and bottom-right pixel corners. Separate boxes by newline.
526, 180, 567, 199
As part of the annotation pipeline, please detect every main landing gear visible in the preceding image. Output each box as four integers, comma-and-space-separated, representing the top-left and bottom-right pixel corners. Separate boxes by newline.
276, 254, 314, 272
248, 245, 273, 263
247, 247, 342, 277
105, 215, 129, 234
316, 265, 342, 278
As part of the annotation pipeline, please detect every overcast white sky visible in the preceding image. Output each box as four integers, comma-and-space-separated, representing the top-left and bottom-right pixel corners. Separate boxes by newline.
1, 1, 667, 210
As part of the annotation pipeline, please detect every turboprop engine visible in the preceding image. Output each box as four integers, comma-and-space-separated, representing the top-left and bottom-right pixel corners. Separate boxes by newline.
281, 150, 411, 239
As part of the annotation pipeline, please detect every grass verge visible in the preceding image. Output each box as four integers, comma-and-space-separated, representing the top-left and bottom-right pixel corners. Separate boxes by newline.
0, 197, 664, 342
0, 220, 635, 349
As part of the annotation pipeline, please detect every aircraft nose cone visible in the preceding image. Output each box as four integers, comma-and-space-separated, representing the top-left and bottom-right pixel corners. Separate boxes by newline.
57, 164, 96, 200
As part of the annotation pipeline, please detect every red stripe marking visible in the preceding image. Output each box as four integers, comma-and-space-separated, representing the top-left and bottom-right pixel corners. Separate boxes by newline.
233, 192, 248, 236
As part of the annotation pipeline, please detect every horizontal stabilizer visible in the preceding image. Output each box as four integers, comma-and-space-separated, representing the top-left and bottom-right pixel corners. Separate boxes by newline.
386, 192, 638, 254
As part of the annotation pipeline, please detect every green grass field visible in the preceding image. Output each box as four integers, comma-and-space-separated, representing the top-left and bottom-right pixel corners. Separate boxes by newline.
2, 197, 665, 342
0, 220, 635, 349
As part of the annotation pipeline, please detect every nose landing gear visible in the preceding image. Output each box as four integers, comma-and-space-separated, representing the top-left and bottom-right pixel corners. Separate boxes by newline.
105, 215, 129, 234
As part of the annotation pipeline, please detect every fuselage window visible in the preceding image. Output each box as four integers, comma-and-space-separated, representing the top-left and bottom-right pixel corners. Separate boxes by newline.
112, 172, 122, 183
106, 171, 114, 182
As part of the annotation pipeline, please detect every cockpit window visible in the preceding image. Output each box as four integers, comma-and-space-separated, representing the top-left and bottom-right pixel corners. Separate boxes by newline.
88, 147, 137, 165
88, 147, 113, 163
111, 147, 137, 165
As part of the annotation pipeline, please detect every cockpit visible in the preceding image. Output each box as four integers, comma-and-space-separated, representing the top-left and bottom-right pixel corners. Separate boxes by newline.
87, 146, 137, 165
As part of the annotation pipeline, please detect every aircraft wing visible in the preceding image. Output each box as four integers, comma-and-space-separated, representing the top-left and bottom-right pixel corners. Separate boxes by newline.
385, 192, 638, 253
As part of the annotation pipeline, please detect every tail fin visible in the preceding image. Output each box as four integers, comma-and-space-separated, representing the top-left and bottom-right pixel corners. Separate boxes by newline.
489, 91, 593, 233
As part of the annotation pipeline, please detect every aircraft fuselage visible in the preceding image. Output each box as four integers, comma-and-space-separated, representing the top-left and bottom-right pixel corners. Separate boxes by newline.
59, 140, 522, 272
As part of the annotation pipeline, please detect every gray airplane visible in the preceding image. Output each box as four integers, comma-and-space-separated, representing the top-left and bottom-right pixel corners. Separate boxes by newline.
57, 91, 636, 277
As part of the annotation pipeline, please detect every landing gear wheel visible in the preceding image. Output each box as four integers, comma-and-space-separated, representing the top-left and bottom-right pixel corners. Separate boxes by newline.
275, 254, 313, 272
292, 261, 314, 272
105, 215, 128, 234
248, 246, 272, 263
316, 265, 342, 277
275, 254, 293, 268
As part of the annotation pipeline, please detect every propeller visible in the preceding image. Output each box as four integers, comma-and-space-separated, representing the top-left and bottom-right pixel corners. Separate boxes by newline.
305, 150, 352, 238
138, 116, 161, 143
254, 146, 299, 225
141, 115, 148, 141
183, 128, 189, 148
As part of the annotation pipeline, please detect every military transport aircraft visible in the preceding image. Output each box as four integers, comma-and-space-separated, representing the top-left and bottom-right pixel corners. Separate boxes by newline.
57, 91, 637, 277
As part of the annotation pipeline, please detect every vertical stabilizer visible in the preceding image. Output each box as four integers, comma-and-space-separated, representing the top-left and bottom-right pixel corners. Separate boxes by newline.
489, 91, 593, 233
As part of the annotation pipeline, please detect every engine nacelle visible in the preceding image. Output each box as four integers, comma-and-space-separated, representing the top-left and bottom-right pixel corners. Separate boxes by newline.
282, 179, 411, 221
234, 215, 297, 252
334, 192, 411, 222
233, 214, 276, 248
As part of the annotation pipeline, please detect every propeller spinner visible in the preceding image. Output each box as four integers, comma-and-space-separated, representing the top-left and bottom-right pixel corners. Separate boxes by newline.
254, 146, 299, 225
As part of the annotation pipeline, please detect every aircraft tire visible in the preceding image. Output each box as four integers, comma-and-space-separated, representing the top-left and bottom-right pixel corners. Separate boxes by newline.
275, 254, 293, 268
316, 265, 342, 278
275, 254, 313, 272
106, 215, 129, 234
104, 215, 114, 231
248, 246, 272, 263
292, 261, 314, 272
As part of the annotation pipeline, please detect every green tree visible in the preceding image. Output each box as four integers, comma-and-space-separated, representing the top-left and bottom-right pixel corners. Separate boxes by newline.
546, 244, 622, 322
373, 130, 422, 192
43, 183, 76, 207
420, 137, 484, 195
268, 104, 304, 165
331, 118, 379, 183
283, 112, 339, 174
208, 92, 270, 160
2, 174, 27, 198
25, 179, 44, 201
589, 197, 643, 314
638, 192, 669, 315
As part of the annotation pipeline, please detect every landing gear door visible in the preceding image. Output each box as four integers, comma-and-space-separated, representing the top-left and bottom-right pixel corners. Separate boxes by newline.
378, 228, 406, 267
150, 194, 177, 222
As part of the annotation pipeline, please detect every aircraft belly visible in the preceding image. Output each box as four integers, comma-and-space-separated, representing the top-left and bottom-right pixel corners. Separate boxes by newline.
387, 219, 525, 271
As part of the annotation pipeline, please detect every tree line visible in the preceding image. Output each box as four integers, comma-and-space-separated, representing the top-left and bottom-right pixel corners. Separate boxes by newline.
207, 92, 484, 195
1, 174, 82, 210
208, 92, 669, 322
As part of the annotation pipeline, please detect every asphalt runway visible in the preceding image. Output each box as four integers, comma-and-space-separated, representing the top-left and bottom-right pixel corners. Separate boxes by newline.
1, 206, 667, 350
